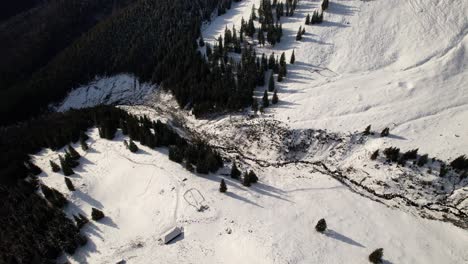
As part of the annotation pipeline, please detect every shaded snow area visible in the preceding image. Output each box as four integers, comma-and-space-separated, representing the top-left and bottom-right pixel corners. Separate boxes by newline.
33, 128, 468, 263
42, 0, 468, 263
54, 74, 156, 112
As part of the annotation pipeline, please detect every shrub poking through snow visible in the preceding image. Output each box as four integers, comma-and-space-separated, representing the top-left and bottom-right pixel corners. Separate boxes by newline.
231, 162, 241, 179
73, 214, 89, 229
128, 139, 138, 153
50, 160, 61, 172
91, 208, 105, 221
417, 154, 428, 167
315, 218, 327, 232
368, 248, 384, 263
370, 150, 379, 160
248, 170, 258, 183
380, 127, 390, 137
363, 125, 371, 135
219, 179, 227, 193
64, 177, 75, 191
383, 147, 400, 162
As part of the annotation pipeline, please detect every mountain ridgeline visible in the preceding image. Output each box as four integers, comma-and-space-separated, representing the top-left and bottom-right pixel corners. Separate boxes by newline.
0, 0, 245, 126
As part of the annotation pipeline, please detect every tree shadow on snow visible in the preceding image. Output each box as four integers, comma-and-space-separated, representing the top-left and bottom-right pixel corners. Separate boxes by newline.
225, 191, 264, 208
324, 229, 365, 248
100, 216, 119, 229
327, 2, 358, 16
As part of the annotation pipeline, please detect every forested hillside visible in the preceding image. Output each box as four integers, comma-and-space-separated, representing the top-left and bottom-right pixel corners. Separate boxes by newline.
0, 0, 243, 126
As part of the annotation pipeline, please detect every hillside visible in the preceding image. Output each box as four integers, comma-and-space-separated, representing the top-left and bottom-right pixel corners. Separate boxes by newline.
3, 0, 468, 263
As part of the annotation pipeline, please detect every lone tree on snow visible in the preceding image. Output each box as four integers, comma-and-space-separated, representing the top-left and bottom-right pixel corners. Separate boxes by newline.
368, 248, 384, 263
363, 125, 371, 135
272, 90, 279, 104
91, 208, 105, 221
315, 218, 327, 232
290, 50, 295, 64
219, 179, 227, 193
380, 127, 390, 137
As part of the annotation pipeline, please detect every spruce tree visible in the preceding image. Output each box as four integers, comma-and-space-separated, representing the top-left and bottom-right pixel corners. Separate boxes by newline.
263, 90, 270, 107
80, 137, 88, 151
380, 127, 390, 137
315, 218, 327, 232
268, 74, 275, 91
363, 125, 371, 135
68, 145, 80, 160
91, 208, 105, 221
231, 162, 241, 179
50, 160, 61, 172
296, 26, 302, 41
290, 50, 295, 64
242, 171, 251, 187
128, 139, 138, 153
248, 170, 258, 183
219, 179, 227, 193
321, 0, 329, 11
280, 52, 286, 66
251, 4, 257, 20
305, 14, 311, 25
65, 177, 75, 191
369, 248, 384, 264
272, 90, 279, 104
59, 155, 74, 176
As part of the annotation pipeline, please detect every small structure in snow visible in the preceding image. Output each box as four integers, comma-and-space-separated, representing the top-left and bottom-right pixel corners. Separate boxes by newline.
161, 226, 183, 244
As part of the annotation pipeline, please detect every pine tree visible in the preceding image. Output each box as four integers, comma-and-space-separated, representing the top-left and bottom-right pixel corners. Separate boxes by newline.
242, 171, 251, 187
231, 162, 241, 179
280, 52, 286, 66
91, 208, 105, 221
128, 139, 138, 153
370, 150, 379, 160
363, 125, 371, 135
290, 50, 295, 64
268, 74, 275, 91
272, 89, 279, 104
219, 179, 227, 193
248, 170, 258, 183
68, 145, 80, 160
380, 127, 390, 137
302, 27, 306, 35
369, 248, 384, 264
59, 155, 74, 176
305, 14, 311, 25
50, 160, 61, 172
65, 177, 75, 191
321, 0, 329, 11
263, 90, 270, 107
315, 218, 327, 232
296, 26, 302, 41
80, 137, 88, 151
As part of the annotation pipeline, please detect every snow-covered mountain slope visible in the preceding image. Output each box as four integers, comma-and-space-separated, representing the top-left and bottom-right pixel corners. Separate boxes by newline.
203, 0, 468, 159
33, 129, 468, 264
54, 74, 156, 112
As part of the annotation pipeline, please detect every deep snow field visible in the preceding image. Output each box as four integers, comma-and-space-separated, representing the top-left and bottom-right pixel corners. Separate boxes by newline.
41, 0, 468, 263
34, 129, 468, 263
